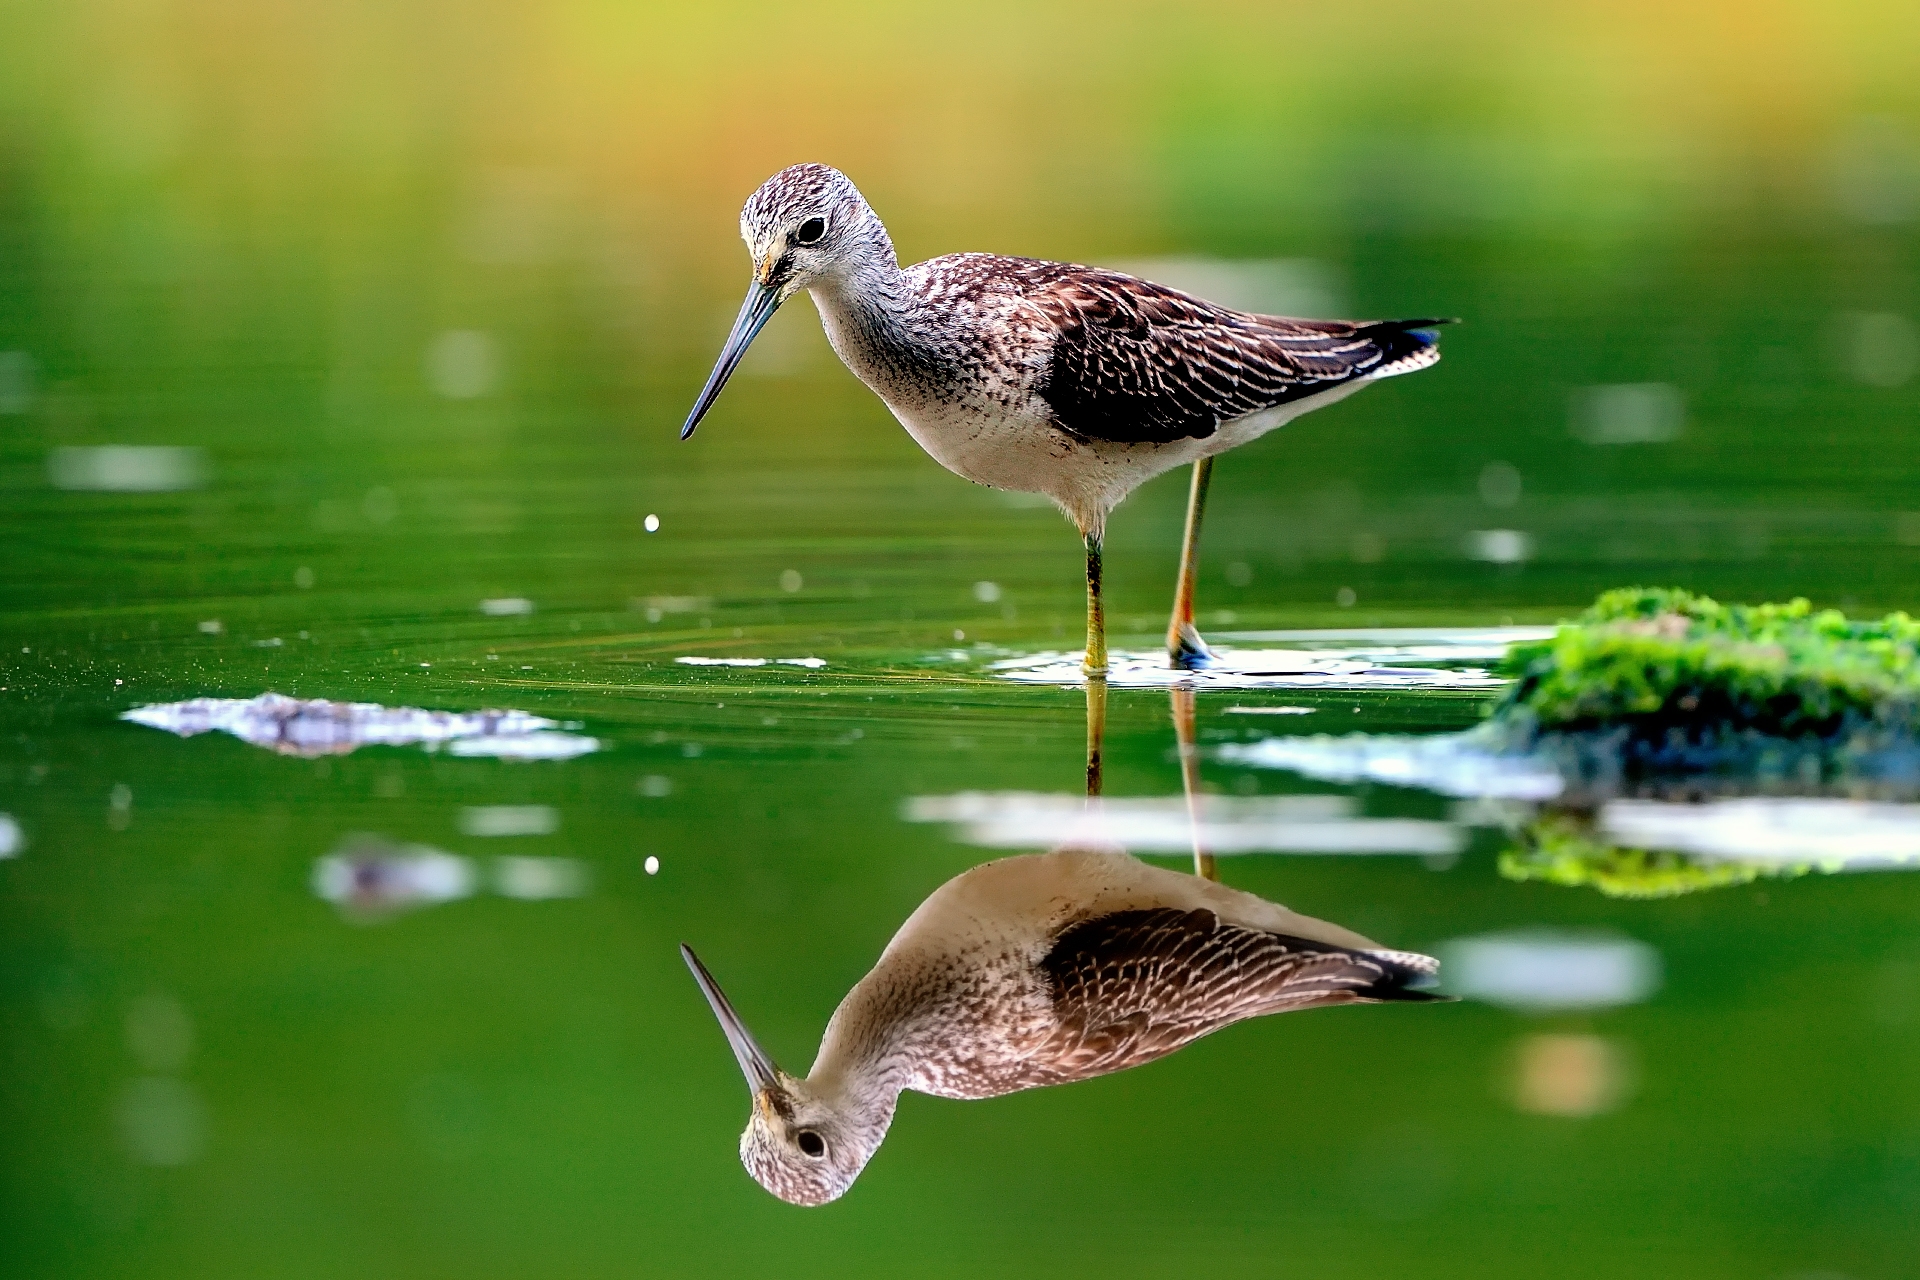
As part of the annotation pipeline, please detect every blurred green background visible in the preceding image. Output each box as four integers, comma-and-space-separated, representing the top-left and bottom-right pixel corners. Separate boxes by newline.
3, 1, 1920, 1277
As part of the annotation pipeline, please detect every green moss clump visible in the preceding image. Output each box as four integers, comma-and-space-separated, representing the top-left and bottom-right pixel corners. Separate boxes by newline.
1493, 588, 1920, 744
1498, 810, 1812, 899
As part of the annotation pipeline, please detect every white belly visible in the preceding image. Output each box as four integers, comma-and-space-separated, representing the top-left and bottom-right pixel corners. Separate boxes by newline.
881, 382, 1372, 536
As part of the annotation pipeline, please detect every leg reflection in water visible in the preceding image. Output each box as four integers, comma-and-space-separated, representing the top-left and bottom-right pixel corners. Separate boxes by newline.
1171, 685, 1217, 881
682, 691, 1448, 1205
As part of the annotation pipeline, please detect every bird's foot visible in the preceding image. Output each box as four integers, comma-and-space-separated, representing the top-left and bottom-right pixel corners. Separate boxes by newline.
1167, 621, 1215, 671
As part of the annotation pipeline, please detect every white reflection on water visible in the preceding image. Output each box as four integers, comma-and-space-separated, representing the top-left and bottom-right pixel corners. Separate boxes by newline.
1439, 930, 1661, 1011
1222, 733, 1566, 800
48, 445, 207, 492
0, 813, 22, 857
990, 649, 1503, 691
314, 837, 591, 918
1464, 529, 1532, 563
989, 627, 1551, 690
446, 732, 599, 760
903, 792, 1463, 856
492, 856, 590, 899
313, 839, 475, 919
123, 693, 597, 760
1600, 799, 1920, 868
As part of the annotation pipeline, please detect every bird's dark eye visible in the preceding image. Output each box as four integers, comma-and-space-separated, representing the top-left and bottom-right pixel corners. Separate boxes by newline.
793, 218, 826, 245
795, 1129, 826, 1158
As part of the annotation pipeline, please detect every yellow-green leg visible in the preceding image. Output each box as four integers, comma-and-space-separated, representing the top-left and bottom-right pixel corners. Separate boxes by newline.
1083, 531, 1108, 677
1167, 458, 1216, 670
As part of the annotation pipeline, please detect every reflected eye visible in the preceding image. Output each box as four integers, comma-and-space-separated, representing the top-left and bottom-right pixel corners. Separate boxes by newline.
793, 218, 826, 245
795, 1129, 826, 1158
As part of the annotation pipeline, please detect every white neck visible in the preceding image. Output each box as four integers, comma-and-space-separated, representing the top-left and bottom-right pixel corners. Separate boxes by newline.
805, 230, 955, 408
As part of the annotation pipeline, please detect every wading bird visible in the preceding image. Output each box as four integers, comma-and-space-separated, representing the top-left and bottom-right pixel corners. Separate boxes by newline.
682, 847, 1443, 1205
681, 163, 1449, 673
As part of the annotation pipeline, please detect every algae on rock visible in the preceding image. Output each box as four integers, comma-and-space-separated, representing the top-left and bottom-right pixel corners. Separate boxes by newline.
1492, 588, 1920, 745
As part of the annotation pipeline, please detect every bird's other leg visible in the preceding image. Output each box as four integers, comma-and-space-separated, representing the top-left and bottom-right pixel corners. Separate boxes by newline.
1085, 675, 1107, 799
1083, 530, 1108, 677
1170, 686, 1217, 881
1166, 458, 1216, 671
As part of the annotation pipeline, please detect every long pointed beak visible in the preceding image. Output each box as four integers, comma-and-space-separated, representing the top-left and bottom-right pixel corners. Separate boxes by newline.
680, 280, 782, 441
680, 943, 780, 1095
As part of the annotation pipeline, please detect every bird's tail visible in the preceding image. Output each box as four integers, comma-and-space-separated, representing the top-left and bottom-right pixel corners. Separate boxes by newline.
1354, 947, 1454, 1004
1361, 317, 1457, 380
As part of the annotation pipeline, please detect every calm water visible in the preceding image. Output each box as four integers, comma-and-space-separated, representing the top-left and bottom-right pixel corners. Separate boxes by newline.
6, 3, 1920, 1277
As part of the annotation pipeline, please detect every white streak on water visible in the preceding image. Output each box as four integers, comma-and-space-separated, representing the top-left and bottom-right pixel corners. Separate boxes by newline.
1221, 733, 1566, 800
122, 692, 597, 760
49, 445, 207, 491
1439, 930, 1661, 1011
675, 656, 827, 669
990, 649, 1502, 691
1600, 798, 1920, 867
446, 732, 600, 760
313, 840, 475, 917
492, 856, 590, 899
983, 628, 1553, 690
903, 792, 1463, 855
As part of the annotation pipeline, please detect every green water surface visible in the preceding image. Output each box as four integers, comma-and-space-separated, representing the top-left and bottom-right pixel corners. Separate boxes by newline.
5, 2, 1920, 1277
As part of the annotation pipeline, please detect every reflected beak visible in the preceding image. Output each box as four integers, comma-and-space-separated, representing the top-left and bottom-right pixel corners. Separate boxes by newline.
680, 943, 780, 1095
680, 279, 782, 441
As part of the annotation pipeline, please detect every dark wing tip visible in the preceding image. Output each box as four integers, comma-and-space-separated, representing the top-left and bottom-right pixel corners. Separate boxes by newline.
1369, 317, 1460, 346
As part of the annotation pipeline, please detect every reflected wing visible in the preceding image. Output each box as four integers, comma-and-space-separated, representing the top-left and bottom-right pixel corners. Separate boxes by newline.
1025, 266, 1447, 444
1033, 907, 1440, 1083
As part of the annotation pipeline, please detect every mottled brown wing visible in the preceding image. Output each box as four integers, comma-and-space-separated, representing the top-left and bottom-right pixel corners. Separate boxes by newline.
1022, 264, 1447, 445
1030, 907, 1438, 1085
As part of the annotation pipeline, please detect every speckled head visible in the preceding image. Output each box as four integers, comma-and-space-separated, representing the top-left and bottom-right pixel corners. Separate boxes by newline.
681, 163, 891, 440
681, 943, 893, 1206
738, 1073, 892, 1207
738, 163, 890, 298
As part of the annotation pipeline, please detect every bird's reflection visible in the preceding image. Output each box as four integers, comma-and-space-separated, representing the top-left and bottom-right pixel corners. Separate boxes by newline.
683, 682, 1446, 1206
